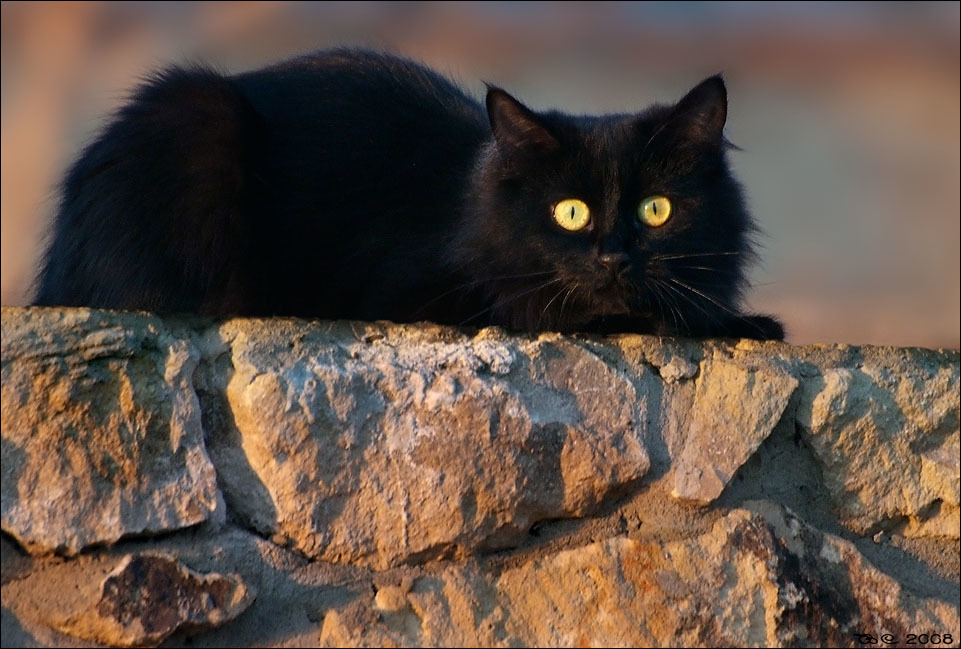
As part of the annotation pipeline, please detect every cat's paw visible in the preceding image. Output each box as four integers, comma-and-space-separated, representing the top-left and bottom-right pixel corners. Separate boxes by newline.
725, 314, 785, 341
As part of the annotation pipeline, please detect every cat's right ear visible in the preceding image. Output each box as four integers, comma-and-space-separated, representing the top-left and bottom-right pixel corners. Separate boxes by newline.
669, 75, 728, 146
486, 86, 559, 155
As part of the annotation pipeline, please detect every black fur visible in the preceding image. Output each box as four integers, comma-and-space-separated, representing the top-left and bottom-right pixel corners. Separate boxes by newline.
34, 49, 784, 340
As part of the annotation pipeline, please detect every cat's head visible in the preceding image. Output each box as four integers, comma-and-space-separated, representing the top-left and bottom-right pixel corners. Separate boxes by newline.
452, 75, 774, 337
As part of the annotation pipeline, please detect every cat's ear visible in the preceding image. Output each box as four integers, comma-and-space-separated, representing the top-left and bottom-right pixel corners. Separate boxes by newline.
669, 75, 727, 145
486, 86, 559, 154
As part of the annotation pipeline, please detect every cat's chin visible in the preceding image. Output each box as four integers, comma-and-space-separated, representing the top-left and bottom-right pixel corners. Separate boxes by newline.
582, 285, 635, 314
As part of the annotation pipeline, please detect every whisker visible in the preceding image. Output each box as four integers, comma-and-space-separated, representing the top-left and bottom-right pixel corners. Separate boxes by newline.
458, 277, 562, 327
537, 283, 571, 329
663, 279, 724, 327
652, 279, 690, 334
650, 252, 742, 262
638, 108, 696, 163
668, 277, 766, 334
644, 279, 675, 333
668, 265, 740, 273
639, 121, 672, 159
559, 283, 580, 327
671, 278, 742, 291
651, 278, 692, 332
416, 270, 555, 315
668, 278, 737, 314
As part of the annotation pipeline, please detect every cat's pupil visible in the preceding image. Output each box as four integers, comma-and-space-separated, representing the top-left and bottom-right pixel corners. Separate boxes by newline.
570, 206, 575, 219
653, 202, 658, 215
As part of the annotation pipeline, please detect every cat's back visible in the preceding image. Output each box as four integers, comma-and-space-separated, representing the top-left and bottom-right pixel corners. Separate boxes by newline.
238, 49, 481, 117
233, 49, 487, 159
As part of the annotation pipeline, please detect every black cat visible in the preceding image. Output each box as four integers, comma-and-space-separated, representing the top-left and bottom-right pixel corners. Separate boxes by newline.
34, 49, 784, 340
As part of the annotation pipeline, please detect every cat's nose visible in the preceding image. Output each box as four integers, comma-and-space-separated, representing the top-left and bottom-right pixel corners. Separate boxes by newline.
599, 252, 631, 275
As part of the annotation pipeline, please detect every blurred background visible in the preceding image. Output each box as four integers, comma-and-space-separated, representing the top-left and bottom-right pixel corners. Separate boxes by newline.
2, 1, 958, 348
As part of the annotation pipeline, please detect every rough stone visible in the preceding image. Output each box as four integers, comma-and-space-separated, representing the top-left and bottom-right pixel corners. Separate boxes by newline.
1, 308, 221, 554
51, 553, 253, 647
318, 505, 960, 648
795, 352, 960, 537
205, 319, 651, 569
672, 353, 799, 502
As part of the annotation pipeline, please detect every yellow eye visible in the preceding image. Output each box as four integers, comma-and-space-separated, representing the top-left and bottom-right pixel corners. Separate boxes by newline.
553, 199, 590, 231
638, 196, 672, 227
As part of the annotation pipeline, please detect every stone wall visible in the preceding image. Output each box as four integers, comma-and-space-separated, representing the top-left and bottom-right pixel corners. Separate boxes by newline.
2, 307, 958, 647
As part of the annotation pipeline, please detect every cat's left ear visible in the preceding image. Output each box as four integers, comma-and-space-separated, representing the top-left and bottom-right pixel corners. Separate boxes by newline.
670, 75, 728, 145
486, 86, 560, 155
